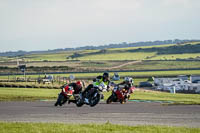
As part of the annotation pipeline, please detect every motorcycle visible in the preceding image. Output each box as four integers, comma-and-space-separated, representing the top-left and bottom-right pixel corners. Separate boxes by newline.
106, 84, 135, 104
76, 83, 106, 107
54, 85, 74, 106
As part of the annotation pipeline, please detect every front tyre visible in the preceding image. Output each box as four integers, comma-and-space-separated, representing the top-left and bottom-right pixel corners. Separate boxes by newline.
76, 97, 84, 107
89, 93, 100, 107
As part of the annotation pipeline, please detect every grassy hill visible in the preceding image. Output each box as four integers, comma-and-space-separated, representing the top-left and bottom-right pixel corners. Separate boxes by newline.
0, 42, 200, 75
67, 42, 200, 61
0, 42, 199, 62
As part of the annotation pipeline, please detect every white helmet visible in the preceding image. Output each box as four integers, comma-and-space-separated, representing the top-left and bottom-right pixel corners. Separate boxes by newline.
124, 77, 133, 84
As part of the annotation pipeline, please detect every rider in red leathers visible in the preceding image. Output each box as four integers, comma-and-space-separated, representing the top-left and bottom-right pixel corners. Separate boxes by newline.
116, 77, 135, 103
55, 81, 83, 106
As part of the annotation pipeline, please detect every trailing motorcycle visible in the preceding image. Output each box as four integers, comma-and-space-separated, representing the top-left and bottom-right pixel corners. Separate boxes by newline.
76, 83, 106, 107
106, 84, 135, 104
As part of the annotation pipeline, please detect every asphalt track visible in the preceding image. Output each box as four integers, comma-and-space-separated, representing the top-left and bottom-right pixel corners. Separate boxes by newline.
0, 101, 200, 127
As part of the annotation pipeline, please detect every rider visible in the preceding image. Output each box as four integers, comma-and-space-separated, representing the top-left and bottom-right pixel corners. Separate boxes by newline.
116, 77, 134, 101
118, 77, 134, 91
82, 72, 110, 101
64, 81, 83, 103
62, 81, 83, 95
93, 72, 110, 91
55, 81, 83, 106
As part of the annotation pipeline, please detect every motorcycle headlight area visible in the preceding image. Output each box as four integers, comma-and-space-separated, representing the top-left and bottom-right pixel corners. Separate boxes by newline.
113, 87, 118, 92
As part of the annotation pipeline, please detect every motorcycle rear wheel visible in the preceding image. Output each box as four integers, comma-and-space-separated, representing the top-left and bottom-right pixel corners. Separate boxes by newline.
54, 102, 58, 106
55, 93, 65, 106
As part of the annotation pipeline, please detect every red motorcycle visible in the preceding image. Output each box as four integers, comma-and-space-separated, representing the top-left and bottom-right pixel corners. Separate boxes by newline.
106, 85, 135, 104
54, 85, 74, 106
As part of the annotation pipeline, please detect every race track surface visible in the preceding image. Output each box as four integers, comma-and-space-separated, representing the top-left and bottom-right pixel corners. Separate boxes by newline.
0, 101, 200, 127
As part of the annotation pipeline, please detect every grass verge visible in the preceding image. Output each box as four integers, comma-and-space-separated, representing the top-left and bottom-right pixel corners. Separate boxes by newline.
0, 87, 60, 101
1, 70, 200, 82
0, 87, 200, 105
0, 122, 200, 133
131, 90, 200, 105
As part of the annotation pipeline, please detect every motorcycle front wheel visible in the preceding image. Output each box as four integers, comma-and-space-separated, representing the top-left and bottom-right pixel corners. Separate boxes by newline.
89, 93, 100, 107
76, 97, 84, 107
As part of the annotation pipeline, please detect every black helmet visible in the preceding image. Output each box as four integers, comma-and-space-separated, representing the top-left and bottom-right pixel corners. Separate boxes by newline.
103, 72, 109, 78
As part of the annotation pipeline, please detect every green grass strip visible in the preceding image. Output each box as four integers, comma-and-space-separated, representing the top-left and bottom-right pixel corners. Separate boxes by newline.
0, 87, 60, 101
0, 122, 200, 133
1, 87, 200, 105
1, 70, 200, 80
131, 90, 200, 105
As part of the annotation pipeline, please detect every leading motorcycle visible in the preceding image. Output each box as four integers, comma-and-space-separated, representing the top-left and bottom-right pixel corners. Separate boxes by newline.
76, 83, 106, 107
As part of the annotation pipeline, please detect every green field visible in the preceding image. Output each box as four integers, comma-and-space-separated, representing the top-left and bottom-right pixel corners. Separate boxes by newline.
79, 60, 127, 68
66, 42, 200, 61
108, 43, 176, 51
75, 52, 156, 60
0, 87, 60, 101
1, 60, 200, 75
0, 57, 15, 62
1, 69, 200, 83
150, 53, 200, 60
123, 61, 200, 70
1, 87, 200, 105
0, 122, 199, 133
23, 52, 73, 61
1, 42, 199, 62
132, 90, 200, 105
74, 52, 200, 61
2, 70, 200, 78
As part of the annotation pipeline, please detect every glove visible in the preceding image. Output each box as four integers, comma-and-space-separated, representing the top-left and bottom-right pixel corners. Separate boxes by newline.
100, 82, 106, 89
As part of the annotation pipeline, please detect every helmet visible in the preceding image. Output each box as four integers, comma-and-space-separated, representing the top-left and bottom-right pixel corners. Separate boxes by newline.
103, 72, 109, 78
124, 77, 133, 84
76, 81, 82, 85
76, 81, 82, 88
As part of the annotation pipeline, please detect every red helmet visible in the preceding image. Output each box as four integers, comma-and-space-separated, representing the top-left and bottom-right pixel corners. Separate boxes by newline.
76, 81, 82, 85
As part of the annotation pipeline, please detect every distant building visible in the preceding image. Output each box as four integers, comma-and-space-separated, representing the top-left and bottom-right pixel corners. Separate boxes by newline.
190, 75, 200, 83
153, 75, 200, 93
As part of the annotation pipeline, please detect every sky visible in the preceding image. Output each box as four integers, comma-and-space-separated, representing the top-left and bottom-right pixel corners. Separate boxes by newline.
0, 0, 200, 52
